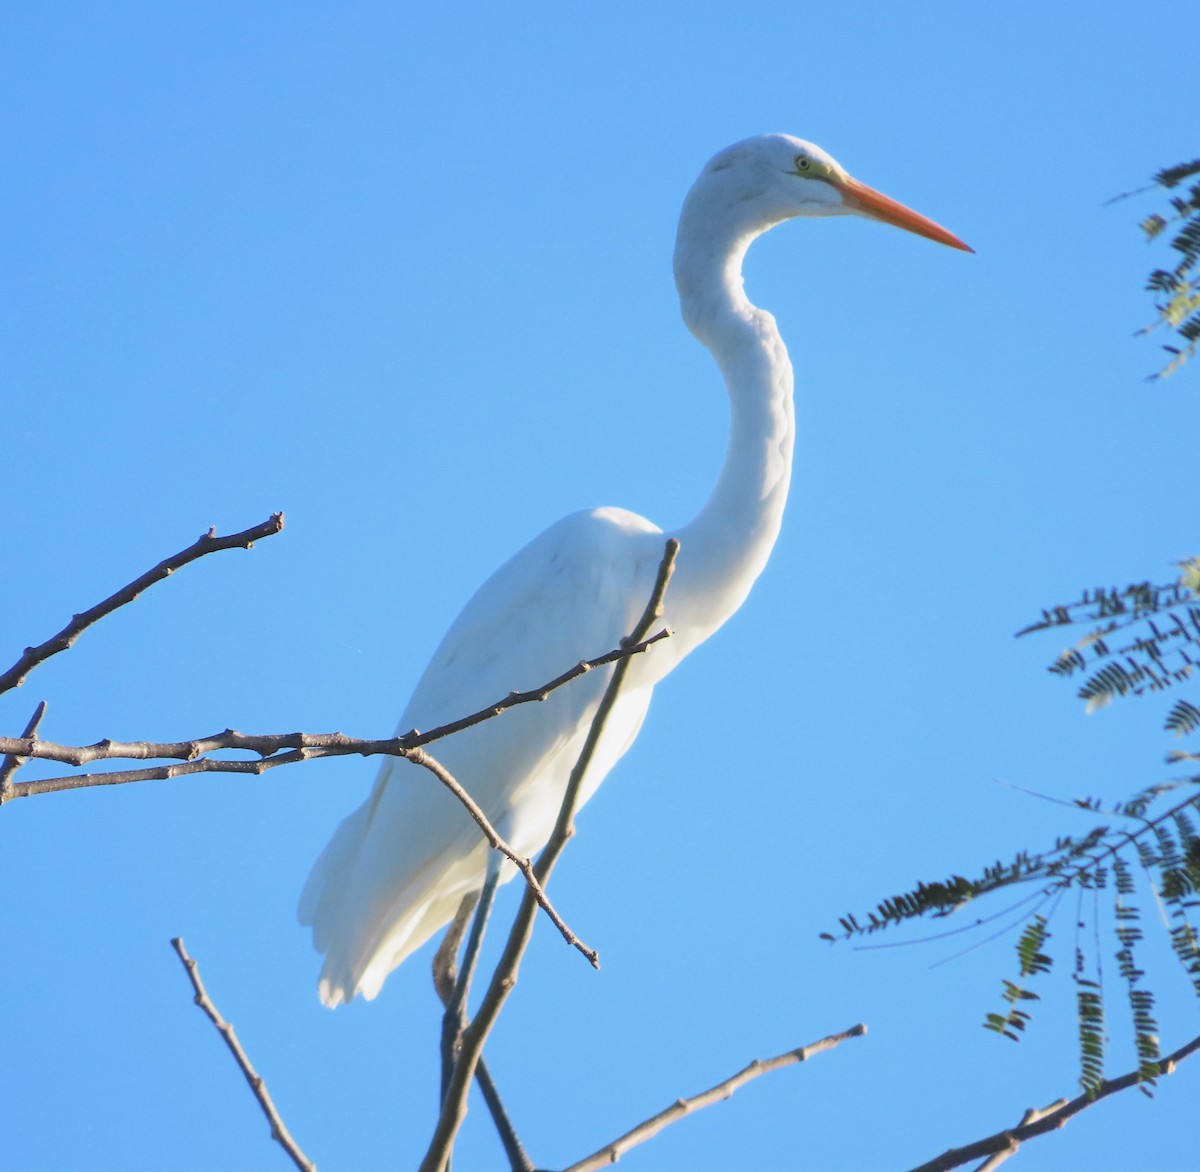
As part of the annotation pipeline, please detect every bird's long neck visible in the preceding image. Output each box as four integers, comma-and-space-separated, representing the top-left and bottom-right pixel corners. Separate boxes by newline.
668, 198, 795, 649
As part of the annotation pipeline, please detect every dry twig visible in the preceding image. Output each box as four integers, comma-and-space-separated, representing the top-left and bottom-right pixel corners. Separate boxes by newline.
563, 1023, 868, 1171
0, 631, 671, 794
407, 745, 598, 967
170, 937, 314, 1172
420, 539, 680, 1172
0, 513, 284, 696
909, 1030, 1200, 1172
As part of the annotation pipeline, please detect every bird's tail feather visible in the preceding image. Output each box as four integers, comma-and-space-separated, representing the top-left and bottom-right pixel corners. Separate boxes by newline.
300, 782, 492, 1006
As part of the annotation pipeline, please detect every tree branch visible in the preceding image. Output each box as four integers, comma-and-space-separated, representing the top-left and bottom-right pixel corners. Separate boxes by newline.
8, 728, 595, 962
0, 631, 671, 790
432, 896, 535, 1172
420, 539, 680, 1172
406, 745, 598, 968
909, 1030, 1200, 1172
1, 635, 674, 961
563, 1023, 868, 1172
0, 513, 284, 697
170, 937, 314, 1172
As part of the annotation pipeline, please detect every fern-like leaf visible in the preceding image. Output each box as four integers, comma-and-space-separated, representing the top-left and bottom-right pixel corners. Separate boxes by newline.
1166, 699, 1200, 737
1112, 855, 1161, 1091
985, 916, 1051, 1042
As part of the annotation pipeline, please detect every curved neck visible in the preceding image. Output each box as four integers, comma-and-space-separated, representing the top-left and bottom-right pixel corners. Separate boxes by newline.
667, 198, 796, 649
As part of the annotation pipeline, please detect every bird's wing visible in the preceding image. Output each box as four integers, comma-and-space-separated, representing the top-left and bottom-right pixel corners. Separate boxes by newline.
299, 506, 668, 1004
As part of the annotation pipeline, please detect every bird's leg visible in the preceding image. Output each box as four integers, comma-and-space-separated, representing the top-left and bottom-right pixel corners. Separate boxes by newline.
432, 892, 477, 1006
440, 852, 502, 1099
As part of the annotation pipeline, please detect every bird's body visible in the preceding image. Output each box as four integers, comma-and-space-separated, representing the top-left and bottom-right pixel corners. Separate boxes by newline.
300, 134, 969, 1006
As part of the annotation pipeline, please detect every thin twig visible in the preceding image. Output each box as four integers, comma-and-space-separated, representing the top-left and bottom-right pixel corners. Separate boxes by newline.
0, 631, 671, 787
0, 513, 284, 696
408, 746, 598, 967
0, 700, 47, 805
909, 1030, 1200, 1172
170, 937, 314, 1172
563, 1023, 867, 1172
403, 629, 673, 748
420, 539, 680, 1172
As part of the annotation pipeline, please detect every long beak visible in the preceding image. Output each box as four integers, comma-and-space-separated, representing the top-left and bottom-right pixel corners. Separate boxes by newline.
835, 174, 973, 253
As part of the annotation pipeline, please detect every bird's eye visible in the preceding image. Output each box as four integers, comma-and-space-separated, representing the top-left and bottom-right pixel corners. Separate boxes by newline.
795, 156, 810, 171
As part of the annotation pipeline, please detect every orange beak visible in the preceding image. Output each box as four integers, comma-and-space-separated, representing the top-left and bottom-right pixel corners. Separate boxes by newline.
835, 174, 973, 253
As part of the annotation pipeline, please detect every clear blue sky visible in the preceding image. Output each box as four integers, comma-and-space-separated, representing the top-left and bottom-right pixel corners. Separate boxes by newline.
2, 3, 1196, 1169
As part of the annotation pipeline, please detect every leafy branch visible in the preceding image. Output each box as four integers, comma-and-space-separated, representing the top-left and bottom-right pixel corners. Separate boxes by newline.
1135, 158, 1200, 379
1017, 559, 1200, 728
827, 769, 1200, 1094
829, 549, 1200, 1097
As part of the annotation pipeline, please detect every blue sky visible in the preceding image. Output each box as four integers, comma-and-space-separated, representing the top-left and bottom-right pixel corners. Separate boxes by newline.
2, 3, 1197, 1169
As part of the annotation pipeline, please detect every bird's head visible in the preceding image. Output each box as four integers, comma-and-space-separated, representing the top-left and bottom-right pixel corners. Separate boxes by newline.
694, 133, 972, 252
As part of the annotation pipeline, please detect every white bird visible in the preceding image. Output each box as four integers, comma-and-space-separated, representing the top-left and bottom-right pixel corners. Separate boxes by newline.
300, 134, 970, 1006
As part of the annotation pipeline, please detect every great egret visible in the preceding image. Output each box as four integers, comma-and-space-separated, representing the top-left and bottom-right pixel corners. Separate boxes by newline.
300, 134, 970, 1006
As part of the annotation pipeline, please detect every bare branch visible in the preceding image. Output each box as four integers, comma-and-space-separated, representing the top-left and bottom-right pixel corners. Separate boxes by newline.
404, 628, 673, 748
421, 539, 680, 1172
0, 513, 284, 697
0, 701, 47, 805
563, 1023, 868, 1172
432, 897, 535, 1172
7, 730, 593, 961
909, 1031, 1200, 1172
0, 630, 671, 794
406, 745, 598, 968
2, 633, 673, 964
170, 937, 314, 1172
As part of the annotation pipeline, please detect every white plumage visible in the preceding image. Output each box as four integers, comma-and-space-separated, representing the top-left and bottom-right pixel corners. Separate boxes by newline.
300, 134, 969, 1006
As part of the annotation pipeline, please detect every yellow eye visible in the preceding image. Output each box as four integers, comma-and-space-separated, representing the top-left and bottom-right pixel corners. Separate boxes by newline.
795, 155, 810, 171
